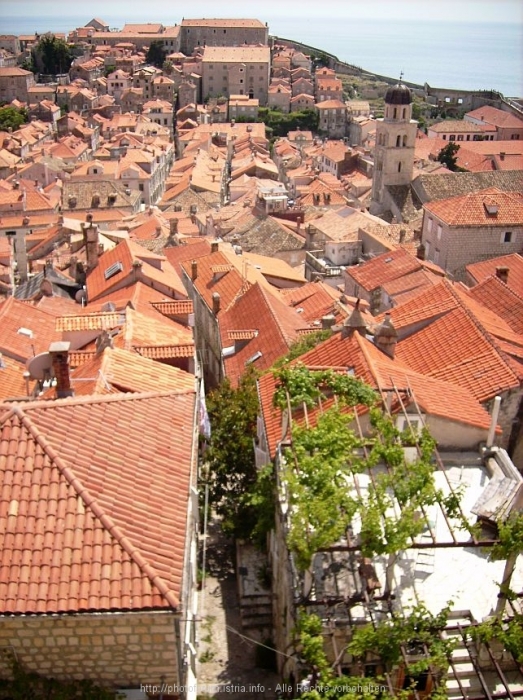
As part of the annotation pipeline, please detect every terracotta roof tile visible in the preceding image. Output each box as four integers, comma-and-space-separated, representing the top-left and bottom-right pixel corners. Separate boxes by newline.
0, 355, 33, 401
424, 187, 523, 226
0, 390, 196, 613
220, 282, 305, 386
56, 312, 123, 333
0, 297, 61, 362
466, 253, 523, 297
346, 248, 423, 291
395, 305, 519, 401
68, 347, 195, 395
465, 275, 523, 335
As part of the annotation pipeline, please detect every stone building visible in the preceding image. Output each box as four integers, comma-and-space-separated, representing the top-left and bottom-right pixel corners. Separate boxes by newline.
0, 66, 35, 103
421, 186, 523, 279
179, 18, 268, 56
201, 46, 270, 104
0, 387, 199, 695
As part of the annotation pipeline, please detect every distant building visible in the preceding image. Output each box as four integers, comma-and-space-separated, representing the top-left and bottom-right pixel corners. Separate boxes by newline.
180, 18, 268, 56
0, 66, 35, 103
201, 46, 270, 104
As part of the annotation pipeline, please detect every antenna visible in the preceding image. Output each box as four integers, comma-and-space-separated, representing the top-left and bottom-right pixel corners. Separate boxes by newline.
399, 70, 404, 83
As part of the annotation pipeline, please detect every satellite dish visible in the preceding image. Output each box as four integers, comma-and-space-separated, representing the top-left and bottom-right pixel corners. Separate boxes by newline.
75, 289, 87, 305
26, 353, 54, 381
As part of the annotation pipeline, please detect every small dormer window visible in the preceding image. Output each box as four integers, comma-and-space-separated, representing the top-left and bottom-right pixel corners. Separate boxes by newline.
484, 201, 499, 216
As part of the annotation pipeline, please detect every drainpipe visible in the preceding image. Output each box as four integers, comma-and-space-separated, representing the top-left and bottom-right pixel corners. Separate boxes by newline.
486, 395, 501, 448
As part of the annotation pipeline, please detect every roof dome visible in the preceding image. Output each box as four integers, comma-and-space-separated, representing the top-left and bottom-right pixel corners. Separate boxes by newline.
384, 83, 412, 105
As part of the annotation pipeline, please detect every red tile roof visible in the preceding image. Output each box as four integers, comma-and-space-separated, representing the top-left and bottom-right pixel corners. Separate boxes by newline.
395, 305, 519, 402
465, 106, 523, 130
0, 356, 32, 401
219, 282, 306, 386
424, 187, 523, 226
346, 248, 423, 292
181, 250, 249, 314
87, 239, 186, 302
0, 390, 196, 614
466, 253, 523, 297
257, 329, 492, 457
69, 347, 195, 395
464, 275, 523, 335
0, 297, 60, 362
279, 280, 343, 323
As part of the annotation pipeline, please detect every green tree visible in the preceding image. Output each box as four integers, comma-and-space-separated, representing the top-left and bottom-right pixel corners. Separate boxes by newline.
0, 106, 28, 131
437, 142, 463, 172
203, 367, 262, 538
146, 40, 167, 69
32, 33, 72, 75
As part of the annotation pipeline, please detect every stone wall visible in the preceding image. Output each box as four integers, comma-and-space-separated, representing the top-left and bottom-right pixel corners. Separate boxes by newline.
421, 212, 523, 280
0, 610, 179, 686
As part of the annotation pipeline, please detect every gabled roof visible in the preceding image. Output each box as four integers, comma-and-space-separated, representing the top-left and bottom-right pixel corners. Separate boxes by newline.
0, 297, 60, 362
119, 307, 194, 359
464, 275, 523, 335
258, 330, 492, 458
69, 347, 195, 395
181, 250, 249, 314
466, 253, 523, 297
0, 390, 196, 614
465, 105, 523, 129
219, 282, 306, 386
86, 239, 186, 302
424, 187, 523, 226
346, 248, 423, 292
280, 280, 342, 323
385, 281, 521, 402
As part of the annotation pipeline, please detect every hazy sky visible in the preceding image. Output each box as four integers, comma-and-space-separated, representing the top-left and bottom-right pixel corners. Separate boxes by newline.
2, 0, 522, 23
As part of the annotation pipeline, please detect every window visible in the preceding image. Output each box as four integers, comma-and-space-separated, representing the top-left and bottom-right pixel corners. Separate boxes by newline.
427, 217, 433, 233
139, 184, 144, 191
402, 108, 406, 119
398, 162, 402, 172
437, 225, 442, 240
503, 231, 513, 243
393, 108, 397, 118
511, 134, 520, 140
402, 135, 407, 147
457, 135, 463, 141
449, 134, 456, 141
434, 249, 440, 264
396, 135, 401, 147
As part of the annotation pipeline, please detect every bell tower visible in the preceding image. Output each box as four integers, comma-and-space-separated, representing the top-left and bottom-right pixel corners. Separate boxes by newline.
370, 80, 417, 216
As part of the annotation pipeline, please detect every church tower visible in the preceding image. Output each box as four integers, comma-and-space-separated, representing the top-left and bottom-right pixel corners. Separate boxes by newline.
370, 82, 417, 216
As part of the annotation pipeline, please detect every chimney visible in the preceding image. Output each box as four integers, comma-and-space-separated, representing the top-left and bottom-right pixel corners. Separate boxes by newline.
69, 255, 78, 278
191, 260, 198, 281
321, 314, 336, 330
399, 228, 406, 244
211, 240, 219, 253
296, 215, 302, 233
495, 266, 509, 284
342, 299, 367, 338
83, 223, 99, 271
416, 243, 426, 260
374, 313, 398, 359
49, 341, 74, 398
170, 218, 178, 236
212, 292, 221, 315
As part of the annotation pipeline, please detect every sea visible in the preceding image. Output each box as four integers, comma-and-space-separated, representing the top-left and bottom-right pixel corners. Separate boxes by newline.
1, 14, 522, 97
